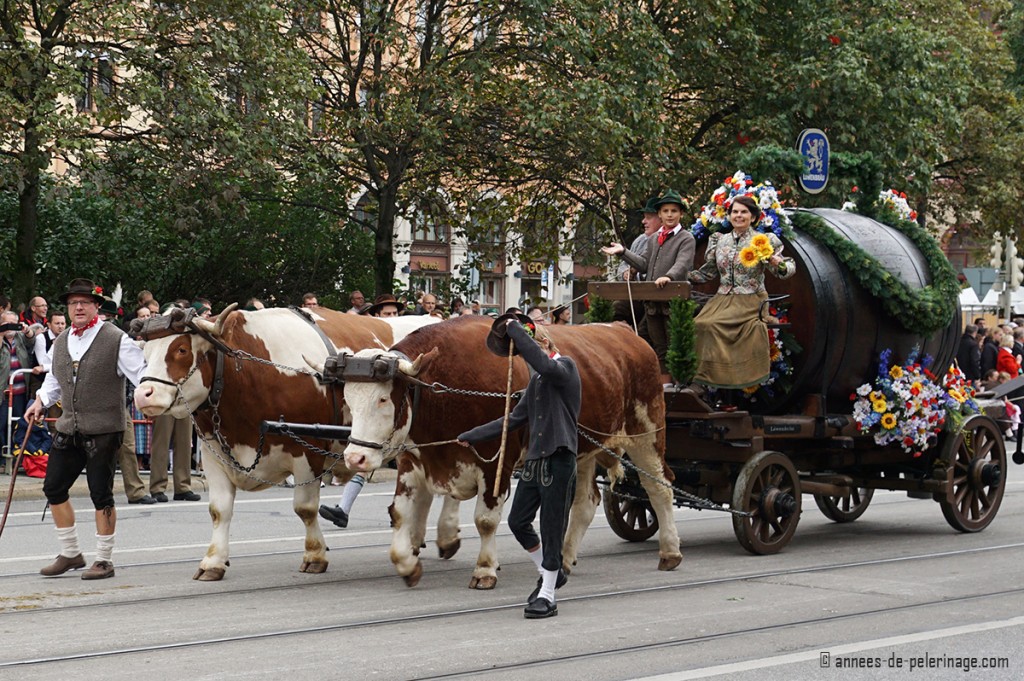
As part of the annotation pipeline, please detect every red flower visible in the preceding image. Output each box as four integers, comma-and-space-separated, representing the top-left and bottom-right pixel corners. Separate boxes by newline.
92, 286, 103, 296
851, 186, 859, 193
909, 211, 918, 220
850, 393, 857, 401
828, 35, 841, 46
912, 451, 922, 458
736, 132, 750, 146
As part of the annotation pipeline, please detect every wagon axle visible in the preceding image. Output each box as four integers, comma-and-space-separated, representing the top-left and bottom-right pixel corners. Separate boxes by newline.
759, 487, 798, 518
973, 459, 1001, 489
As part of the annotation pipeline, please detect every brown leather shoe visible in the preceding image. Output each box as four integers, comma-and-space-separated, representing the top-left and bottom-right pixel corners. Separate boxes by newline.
40, 553, 86, 576
81, 560, 115, 580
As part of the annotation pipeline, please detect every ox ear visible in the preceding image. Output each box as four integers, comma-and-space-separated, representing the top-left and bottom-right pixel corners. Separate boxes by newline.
397, 347, 439, 378
192, 302, 239, 336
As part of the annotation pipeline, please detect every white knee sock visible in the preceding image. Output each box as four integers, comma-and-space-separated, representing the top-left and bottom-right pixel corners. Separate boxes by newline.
528, 547, 544, 573
537, 568, 558, 603
339, 474, 365, 514
57, 525, 81, 558
95, 533, 115, 563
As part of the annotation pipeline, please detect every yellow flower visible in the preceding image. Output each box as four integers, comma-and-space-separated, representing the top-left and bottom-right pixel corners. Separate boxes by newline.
880, 413, 898, 429
751, 233, 773, 260
770, 344, 782, 361
870, 391, 884, 402
739, 246, 759, 268
872, 399, 887, 413
742, 385, 759, 394
889, 365, 904, 379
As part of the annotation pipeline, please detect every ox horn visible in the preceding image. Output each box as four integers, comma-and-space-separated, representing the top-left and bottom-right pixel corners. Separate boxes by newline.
397, 347, 439, 377
192, 302, 239, 336
303, 355, 326, 374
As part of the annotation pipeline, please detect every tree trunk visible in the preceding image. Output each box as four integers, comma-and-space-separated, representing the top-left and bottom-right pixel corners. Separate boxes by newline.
374, 185, 400, 296
14, 123, 44, 305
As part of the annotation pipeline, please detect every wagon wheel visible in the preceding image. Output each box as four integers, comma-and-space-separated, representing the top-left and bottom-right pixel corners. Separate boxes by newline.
602, 488, 659, 542
731, 451, 801, 555
814, 487, 874, 523
939, 415, 1006, 533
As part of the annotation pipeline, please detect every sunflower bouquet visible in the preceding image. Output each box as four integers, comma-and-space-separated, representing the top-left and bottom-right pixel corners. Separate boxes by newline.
851, 348, 974, 456
739, 233, 774, 269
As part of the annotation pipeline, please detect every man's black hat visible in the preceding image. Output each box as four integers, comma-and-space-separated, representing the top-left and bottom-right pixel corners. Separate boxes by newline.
486, 312, 537, 357
58, 278, 105, 305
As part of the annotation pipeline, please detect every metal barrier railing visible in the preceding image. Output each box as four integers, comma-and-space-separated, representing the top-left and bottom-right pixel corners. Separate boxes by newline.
3, 368, 155, 473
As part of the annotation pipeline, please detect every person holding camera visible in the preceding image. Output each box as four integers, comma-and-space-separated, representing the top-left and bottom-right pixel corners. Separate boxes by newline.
1, 310, 40, 452
24, 279, 147, 580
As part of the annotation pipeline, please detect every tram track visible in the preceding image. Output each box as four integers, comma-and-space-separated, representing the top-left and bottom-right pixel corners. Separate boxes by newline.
2, 540, 1022, 669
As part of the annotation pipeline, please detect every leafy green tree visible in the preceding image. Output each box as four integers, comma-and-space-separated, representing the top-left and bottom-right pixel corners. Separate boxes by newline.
285, 0, 528, 295
0, 0, 309, 303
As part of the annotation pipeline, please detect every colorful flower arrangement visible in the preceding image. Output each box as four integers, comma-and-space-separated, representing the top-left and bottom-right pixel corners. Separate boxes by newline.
851, 349, 978, 456
738, 300, 800, 401
690, 170, 792, 241
842, 187, 918, 223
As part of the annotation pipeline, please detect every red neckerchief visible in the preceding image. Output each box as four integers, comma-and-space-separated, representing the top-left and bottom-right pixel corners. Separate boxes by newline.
657, 227, 674, 246
70, 316, 99, 337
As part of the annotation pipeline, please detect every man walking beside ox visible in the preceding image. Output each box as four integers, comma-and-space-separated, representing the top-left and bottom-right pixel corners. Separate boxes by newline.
457, 314, 581, 619
25, 278, 147, 580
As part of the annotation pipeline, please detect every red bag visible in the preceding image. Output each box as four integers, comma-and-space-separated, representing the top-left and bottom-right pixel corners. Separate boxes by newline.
21, 452, 48, 478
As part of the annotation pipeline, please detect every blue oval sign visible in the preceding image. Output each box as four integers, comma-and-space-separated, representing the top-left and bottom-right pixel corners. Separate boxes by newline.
797, 128, 829, 194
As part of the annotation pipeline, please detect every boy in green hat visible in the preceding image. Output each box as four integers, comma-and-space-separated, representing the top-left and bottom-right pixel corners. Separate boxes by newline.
602, 189, 695, 381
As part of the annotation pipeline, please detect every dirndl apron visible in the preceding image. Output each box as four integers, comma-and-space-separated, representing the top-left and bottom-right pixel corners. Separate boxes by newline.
692, 292, 769, 389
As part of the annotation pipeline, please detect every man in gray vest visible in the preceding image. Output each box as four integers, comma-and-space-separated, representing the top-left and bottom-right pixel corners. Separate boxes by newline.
24, 278, 147, 580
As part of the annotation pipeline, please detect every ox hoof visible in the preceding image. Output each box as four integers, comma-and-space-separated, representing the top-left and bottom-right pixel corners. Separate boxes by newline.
403, 561, 423, 588
468, 575, 497, 590
438, 539, 461, 560
658, 555, 683, 571
561, 564, 572, 576
193, 567, 226, 581
300, 561, 329, 574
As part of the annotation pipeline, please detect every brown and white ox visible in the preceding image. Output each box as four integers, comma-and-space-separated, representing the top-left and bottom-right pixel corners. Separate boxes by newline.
133, 304, 439, 581
341, 315, 683, 589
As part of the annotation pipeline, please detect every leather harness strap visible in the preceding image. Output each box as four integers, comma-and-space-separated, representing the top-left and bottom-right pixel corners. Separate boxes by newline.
286, 306, 343, 426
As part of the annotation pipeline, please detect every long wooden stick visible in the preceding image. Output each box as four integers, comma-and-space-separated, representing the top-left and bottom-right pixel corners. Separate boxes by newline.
0, 420, 36, 539
493, 343, 516, 498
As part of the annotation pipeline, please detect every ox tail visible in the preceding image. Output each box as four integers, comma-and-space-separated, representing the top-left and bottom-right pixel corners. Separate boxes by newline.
605, 459, 625, 491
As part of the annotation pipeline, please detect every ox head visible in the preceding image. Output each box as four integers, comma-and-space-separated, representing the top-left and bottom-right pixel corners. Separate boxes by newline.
342, 347, 436, 472
133, 304, 237, 418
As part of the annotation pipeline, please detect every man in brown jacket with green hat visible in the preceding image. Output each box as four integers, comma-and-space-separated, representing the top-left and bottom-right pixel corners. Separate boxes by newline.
25, 278, 148, 580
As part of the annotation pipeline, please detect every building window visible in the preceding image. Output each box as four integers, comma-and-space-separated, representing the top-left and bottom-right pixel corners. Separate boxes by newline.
573, 211, 607, 267
412, 198, 449, 242
76, 57, 115, 113
351, 192, 378, 231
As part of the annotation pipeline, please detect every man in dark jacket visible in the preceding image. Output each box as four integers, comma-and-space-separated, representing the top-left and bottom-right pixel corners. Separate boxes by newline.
457, 315, 581, 619
956, 324, 982, 382
980, 327, 1002, 376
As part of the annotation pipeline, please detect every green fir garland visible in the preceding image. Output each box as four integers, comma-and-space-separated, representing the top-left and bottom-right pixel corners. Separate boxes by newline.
666, 297, 698, 384
585, 294, 613, 323
789, 210, 959, 335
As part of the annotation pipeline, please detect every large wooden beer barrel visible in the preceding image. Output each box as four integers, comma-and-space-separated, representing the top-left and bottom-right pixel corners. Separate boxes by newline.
690, 207, 961, 414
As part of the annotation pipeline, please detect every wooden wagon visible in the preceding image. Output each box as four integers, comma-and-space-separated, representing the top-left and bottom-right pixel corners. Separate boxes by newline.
590, 208, 1014, 554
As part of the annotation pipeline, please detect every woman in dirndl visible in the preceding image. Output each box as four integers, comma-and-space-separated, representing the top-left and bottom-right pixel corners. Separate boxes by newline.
686, 195, 795, 393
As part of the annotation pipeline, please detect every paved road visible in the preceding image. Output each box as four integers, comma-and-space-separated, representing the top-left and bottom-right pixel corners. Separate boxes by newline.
1, 472, 1022, 680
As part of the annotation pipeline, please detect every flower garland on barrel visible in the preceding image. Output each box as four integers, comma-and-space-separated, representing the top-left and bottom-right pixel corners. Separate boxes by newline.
851, 349, 980, 457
